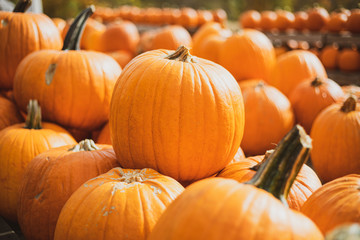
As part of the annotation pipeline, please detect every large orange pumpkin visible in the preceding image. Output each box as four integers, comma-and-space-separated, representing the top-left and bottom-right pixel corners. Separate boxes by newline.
240, 82, 295, 156
301, 174, 360, 234
148, 125, 323, 240
13, 7, 122, 131
149, 25, 192, 51
0, 100, 76, 222
0, 0, 62, 90
17, 140, 119, 240
110, 46, 244, 183
219, 29, 276, 82
289, 77, 344, 133
269, 50, 328, 96
310, 96, 360, 183
54, 167, 184, 240
0, 94, 23, 131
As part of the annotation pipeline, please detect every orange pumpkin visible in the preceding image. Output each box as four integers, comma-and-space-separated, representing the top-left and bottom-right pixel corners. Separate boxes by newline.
292, 11, 308, 30
177, 7, 198, 28
239, 10, 261, 29
326, 11, 348, 32
148, 125, 323, 240
0, 100, 76, 222
219, 29, 276, 82
54, 167, 184, 240
106, 50, 134, 69
310, 96, 360, 183
289, 77, 344, 133
149, 25, 192, 51
218, 154, 322, 211
306, 7, 330, 31
139, 29, 158, 53
52, 17, 66, 35
240, 82, 295, 156
275, 10, 295, 31
346, 9, 360, 33
212, 8, 227, 24
17, 140, 119, 240
337, 48, 360, 72
0, 0, 62, 90
301, 174, 360, 234
96, 122, 111, 145
341, 85, 360, 101
0, 94, 23, 131
269, 50, 328, 96
13, 7, 122, 131
197, 10, 214, 26
320, 44, 339, 69
195, 34, 227, 63
110, 46, 244, 182
259, 10, 277, 31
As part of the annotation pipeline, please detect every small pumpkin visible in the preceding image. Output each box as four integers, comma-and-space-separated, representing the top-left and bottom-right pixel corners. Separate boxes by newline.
96, 122, 111, 145
289, 77, 344, 133
54, 167, 184, 240
13, 6, 122, 131
0, 100, 76, 222
326, 11, 348, 32
148, 125, 323, 240
301, 174, 360, 235
239, 10, 261, 29
337, 47, 360, 72
197, 10, 214, 26
17, 139, 119, 240
149, 25, 192, 51
275, 10, 295, 31
259, 10, 277, 31
0, 0, 62, 90
106, 50, 134, 68
212, 8, 227, 24
292, 11, 308, 30
110, 46, 244, 183
0, 94, 23, 131
306, 7, 330, 31
320, 44, 339, 69
346, 9, 360, 33
310, 96, 360, 183
177, 7, 198, 28
240, 81, 295, 156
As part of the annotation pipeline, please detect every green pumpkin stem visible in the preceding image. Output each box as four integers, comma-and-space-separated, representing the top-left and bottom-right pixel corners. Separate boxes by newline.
245, 125, 312, 205
25, 100, 42, 129
311, 77, 323, 87
69, 139, 100, 152
166, 45, 195, 63
62, 6, 95, 51
13, 0, 32, 13
340, 96, 357, 113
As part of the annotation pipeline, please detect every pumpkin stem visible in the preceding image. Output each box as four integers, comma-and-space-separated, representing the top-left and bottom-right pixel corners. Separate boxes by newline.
69, 139, 100, 152
311, 77, 323, 87
166, 45, 195, 63
25, 100, 42, 129
249, 149, 274, 171
245, 125, 312, 205
340, 96, 357, 113
13, 0, 32, 13
62, 6, 95, 51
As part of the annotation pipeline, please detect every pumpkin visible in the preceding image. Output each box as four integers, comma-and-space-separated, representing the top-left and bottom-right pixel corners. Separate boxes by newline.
106, 50, 134, 68
195, 34, 227, 63
326, 11, 348, 32
237, 79, 263, 93
289, 77, 344, 133
341, 85, 360, 101
81, 18, 106, 50
0, 0, 62, 90
239, 10, 261, 29
212, 8, 227, 24
346, 9, 360, 33
177, 7, 198, 28
320, 44, 339, 69
52, 17, 66, 35
0, 100, 76, 222
197, 10, 214, 26
162, 8, 175, 25
143, 7, 162, 25
301, 174, 360, 234
292, 11, 308, 30
13, 6, 122, 131
54, 167, 184, 240
192, 21, 231, 56
139, 29, 158, 53
148, 125, 323, 240
337, 48, 360, 72
325, 223, 360, 240
259, 10, 277, 31
275, 10, 295, 31
110, 46, 244, 182
149, 25, 192, 51
0, 94, 23, 131
219, 29, 276, 82
240, 81, 295, 156
269, 50, 328, 96
17, 139, 119, 240
96, 122, 111, 145
306, 7, 330, 31
100, 20, 139, 54
218, 153, 322, 211
310, 96, 360, 183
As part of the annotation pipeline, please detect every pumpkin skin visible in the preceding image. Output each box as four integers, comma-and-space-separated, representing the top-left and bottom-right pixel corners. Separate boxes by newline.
17, 140, 119, 240
195, 34, 227, 63
0, 101, 76, 223
54, 167, 184, 240
292, 11, 308, 30
239, 10, 261, 29
0, 95, 23, 131
275, 10, 295, 31
337, 48, 360, 72
310, 97, 360, 183
13, 7, 122, 131
110, 46, 244, 182
219, 29, 276, 82
217, 155, 322, 211
212, 9, 227, 24
197, 10, 214, 26
240, 82, 295, 156
0, 3, 62, 90
346, 9, 360, 33
52, 17, 67, 35
301, 174, 360, 235
149, 25, 192, 51
326, 12, 347, 32
289, 78, 344, 133
269, 50, 328, 96
320, 45, 339, 69
96, 122, 111, 144
148, 178, 323, 240
306, 7, 330, 31
106, 50, 133, 68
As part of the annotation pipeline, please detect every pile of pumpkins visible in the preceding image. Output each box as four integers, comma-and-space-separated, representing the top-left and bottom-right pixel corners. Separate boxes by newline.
239, 6, 360, 33
1, 1, 360, 240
